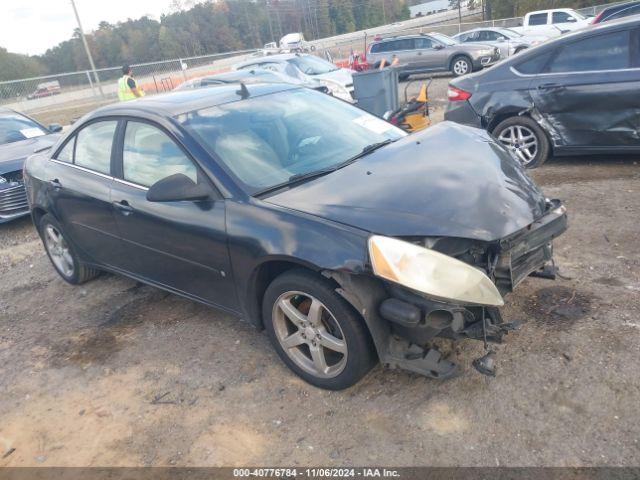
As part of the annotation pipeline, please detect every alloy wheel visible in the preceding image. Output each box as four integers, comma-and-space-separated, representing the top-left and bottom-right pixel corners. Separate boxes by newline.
497, 125, 539, 166
453, 59, 469, 76
44, 224, 75, 277
272, 291, 348, 379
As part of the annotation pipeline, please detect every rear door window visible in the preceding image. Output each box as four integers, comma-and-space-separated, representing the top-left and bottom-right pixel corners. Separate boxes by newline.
74, 121, 117, 175
528, 13, 548, 25
394, 38, 415, 51
545, 30, 630, 72
514, 50, 554, 74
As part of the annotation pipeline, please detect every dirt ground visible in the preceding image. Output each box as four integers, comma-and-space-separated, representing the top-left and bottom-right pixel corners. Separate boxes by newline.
1, 77, 639, 467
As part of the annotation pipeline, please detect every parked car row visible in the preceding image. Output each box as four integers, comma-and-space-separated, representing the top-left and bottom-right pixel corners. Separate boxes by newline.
445, 16, 640, 167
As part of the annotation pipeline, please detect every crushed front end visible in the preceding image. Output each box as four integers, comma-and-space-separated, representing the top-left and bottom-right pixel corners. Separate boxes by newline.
371, 199, 567, 379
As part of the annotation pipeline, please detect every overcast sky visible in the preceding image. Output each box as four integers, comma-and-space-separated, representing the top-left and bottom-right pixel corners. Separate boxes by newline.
0, 0, 178, 56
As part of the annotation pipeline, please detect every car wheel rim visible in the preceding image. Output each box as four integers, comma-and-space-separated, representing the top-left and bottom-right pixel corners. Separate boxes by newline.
44, 224, 74, 277
454, 60, 468, 75
272, 291, 348, 379
497, 125, 538, 166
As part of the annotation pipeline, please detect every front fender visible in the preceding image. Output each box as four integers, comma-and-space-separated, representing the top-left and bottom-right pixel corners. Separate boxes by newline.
226, 199, 370, 325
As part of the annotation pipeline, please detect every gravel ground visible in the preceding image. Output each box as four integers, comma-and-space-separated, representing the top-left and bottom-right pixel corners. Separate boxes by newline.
1, 79, 639, 467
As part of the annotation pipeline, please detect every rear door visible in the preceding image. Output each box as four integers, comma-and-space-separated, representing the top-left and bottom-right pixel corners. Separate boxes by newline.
109, 119, 237, 310
529, 27, 640, 151
47, 119, 124, 267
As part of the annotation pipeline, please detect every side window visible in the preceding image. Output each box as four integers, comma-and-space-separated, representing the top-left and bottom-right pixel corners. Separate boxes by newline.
370, 43, 382, 53
514, 50, 554, 74
395, 39, 415, 50
415, 37, 434, 49
528, 13, 548, 26
55, 137, 75, 163
122, 121, 198, 188
456, 33, 469, 42
546, 30, 630, 73
479, 31, 501, 41
552, 11, 574, 23
74, 121, 117, 174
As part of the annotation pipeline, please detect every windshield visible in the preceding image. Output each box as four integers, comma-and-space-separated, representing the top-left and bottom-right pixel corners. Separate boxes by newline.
178, 88, 406, 194
430, 33, 458, 45
0, 113, 47, 145
497, 28, 522, 38
572, 10, 586, 19
288, 55, 339, 75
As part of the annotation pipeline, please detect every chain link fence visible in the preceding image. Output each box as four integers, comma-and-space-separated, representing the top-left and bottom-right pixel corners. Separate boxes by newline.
0, 0, 626, 123
0, 49, 259, 120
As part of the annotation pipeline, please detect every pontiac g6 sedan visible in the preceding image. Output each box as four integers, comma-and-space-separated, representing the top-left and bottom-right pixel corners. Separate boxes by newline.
24, 84, 567, 390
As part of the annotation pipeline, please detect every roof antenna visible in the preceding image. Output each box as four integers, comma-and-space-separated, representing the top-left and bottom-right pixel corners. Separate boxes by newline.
236, 82, 250, 99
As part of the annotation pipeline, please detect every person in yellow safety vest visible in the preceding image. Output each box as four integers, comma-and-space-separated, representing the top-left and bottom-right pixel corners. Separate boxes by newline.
117, 65, 145, 101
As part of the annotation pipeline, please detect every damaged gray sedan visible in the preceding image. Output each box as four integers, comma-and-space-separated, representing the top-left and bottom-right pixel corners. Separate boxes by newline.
24, 85, 566, 390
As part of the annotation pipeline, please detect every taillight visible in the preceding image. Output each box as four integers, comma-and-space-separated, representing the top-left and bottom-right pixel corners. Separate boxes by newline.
447, 86, 472, 101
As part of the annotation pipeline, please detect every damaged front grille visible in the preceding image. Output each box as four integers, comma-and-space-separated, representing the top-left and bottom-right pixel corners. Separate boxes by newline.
0, 170, 28, 219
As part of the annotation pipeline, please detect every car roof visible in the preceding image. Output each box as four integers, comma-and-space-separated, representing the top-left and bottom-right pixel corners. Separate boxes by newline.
527, 8, 576, 14
89, 83, 298, 118
601, 0, 640, 14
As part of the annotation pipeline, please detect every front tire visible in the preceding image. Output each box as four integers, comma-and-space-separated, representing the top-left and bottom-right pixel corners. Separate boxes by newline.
451, 56, 472, 77
492, 116, 550, 168
39, 214, 100, 284
263, 269, 377, 390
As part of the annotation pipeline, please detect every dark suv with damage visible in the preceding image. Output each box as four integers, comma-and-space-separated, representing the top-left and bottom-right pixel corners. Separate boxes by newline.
445, 17, 640, 168
24, 85, 567, 390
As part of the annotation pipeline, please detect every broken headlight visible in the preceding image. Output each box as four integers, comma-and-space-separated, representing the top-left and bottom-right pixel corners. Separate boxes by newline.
368, 235, 504, 307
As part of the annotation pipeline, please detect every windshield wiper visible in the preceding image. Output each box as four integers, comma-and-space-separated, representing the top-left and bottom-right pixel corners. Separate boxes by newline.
254, 139, 395, 197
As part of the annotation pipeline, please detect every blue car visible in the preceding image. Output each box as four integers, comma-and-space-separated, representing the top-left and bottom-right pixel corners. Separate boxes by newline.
0, 108, 61, 223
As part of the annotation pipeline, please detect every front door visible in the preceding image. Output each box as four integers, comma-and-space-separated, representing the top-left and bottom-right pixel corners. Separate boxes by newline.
47, 120, 123, 267
110, 119, 237, 310
529, 27, 640, 150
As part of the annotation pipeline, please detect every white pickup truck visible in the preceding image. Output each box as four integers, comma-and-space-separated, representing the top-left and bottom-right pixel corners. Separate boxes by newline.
512, 8, 592, 37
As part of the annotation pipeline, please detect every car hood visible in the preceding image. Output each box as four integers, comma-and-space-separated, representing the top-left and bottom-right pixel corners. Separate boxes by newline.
265, 122, 547, 242
0, 134, 59, 174
312, 68, 354, 87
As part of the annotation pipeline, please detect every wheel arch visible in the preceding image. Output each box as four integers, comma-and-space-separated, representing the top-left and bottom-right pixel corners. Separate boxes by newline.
449, 53, 472, 72
487, 111, 554, 154
245, 257, 333, 329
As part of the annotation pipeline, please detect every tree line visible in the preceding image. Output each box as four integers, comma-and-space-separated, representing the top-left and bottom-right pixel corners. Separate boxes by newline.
1, 0, 409, 81
0, 0, 619, 82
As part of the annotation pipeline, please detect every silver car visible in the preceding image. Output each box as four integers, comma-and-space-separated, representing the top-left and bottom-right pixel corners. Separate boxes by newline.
366, 33, 500, 78
453, 27, 549, 57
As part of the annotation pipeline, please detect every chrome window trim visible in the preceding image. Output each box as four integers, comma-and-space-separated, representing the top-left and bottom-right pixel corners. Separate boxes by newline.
50, 158, 112, 180
49, 158, 149, 191
114, 178, 149, 191
510, 65, 640, 77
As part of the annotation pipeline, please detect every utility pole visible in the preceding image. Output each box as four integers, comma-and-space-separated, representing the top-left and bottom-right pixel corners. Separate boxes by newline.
70, 0, 104, 98
266, 1, 275, 42
457, 0, 462, 25
382, 0, 387, 24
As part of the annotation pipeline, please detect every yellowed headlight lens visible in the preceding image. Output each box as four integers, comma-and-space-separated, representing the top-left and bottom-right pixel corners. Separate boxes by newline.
369, 235, 504, 306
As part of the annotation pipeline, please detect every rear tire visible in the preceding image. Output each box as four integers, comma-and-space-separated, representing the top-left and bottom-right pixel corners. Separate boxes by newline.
263, 269, 377, 390
492, 116, 550, 169
39, 214, 100, 284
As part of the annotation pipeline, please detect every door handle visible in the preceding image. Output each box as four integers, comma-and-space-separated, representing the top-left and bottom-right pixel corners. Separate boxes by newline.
113, 200, 134, 216
49, 178, 62, 189
538, 83, 564, 91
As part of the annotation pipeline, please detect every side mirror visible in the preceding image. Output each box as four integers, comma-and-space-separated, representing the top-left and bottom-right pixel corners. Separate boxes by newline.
433, 44, 444, 50
146, 173, 211, 202
566, 16, 577, 22
48, 123, 63, 133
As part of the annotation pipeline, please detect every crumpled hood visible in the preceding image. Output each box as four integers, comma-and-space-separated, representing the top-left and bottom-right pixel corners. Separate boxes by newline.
266, 122, 547, 242
0, 134, 59, 174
